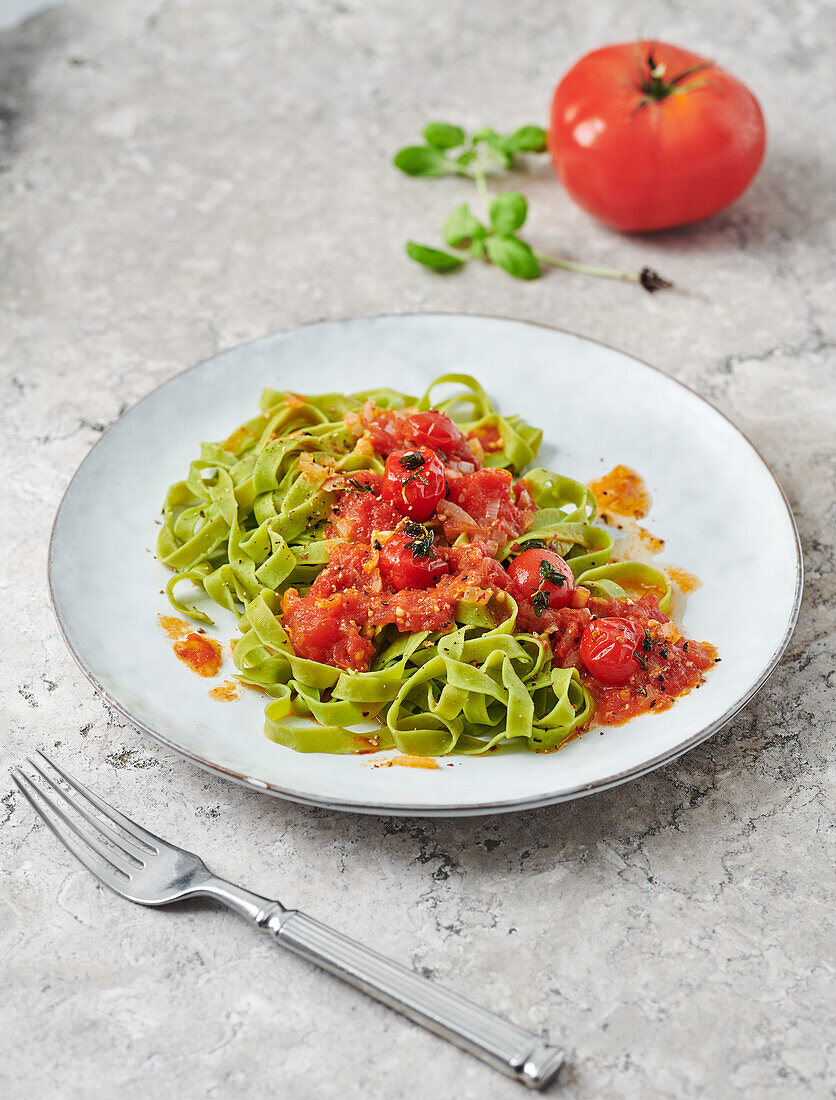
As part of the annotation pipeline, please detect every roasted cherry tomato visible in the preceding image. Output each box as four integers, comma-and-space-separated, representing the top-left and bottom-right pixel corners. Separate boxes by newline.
507, 548, 575, 613
579, 617, 642, 685
405, 410, 463, 453
381, 446, 447, 521
378, 524, 449, 590
548, 41, 766, 232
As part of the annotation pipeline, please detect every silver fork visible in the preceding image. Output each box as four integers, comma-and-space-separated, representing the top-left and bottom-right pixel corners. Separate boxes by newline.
12, 752, 564, 1090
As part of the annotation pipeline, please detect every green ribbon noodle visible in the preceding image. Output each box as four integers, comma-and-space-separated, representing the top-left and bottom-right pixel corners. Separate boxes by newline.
157, 375, 671, 755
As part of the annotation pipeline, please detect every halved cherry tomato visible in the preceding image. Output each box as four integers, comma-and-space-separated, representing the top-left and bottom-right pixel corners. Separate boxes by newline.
381, 446, 446, 521
548, 41, 766, 232
579, 617, 642, 685
405, 410, 463, 453
378, 524, 449, 590
507, 548, 575, 612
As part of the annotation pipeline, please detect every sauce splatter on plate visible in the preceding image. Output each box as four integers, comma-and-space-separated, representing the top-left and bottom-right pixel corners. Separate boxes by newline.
665, 564, 702, 594
173, 633, 222, 677
208, 679, 239, 701
371, 755, 440, 770
159, 614, 223, 677
157, 614, 191, 641
589, 464, 651, 519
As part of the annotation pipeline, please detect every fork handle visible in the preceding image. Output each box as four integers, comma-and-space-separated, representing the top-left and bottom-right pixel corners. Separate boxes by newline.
260, 906, 563, 1089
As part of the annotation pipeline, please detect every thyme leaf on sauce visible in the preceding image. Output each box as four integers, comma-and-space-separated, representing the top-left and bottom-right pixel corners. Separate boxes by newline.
539, 560, 566, 587
400, 451, 430, 486
399, 451, 426, 471
530, 558, 567, 616
345, 477, 375, 493
531, 589, 550, 617
404, 520, 436, 559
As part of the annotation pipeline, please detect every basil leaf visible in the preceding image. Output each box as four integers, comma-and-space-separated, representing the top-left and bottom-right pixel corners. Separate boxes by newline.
393, 145, 454, 177
485, 236, 540, 279
444, 203, 485, 248
423, 122, 466, 150
406, 242, 465, 271
472, 126, 499, 144
472, 129, 511, 167
506, 125, 547, 153
474, 125, 546, 163
483, 143, 513, 170
489, 191, 528, 235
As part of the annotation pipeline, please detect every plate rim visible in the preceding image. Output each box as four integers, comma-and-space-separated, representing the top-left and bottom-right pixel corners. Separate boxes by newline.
47, 312, 804, 816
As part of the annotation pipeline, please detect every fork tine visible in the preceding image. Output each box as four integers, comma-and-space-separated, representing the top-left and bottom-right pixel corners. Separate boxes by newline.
11, 768, 136, 879
27, 756, 146, 865
11, 770, 131, 896
35, 751, 160, 852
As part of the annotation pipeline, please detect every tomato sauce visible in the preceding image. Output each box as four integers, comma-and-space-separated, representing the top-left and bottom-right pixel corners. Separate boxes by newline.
665, 564, 702, 594
572, 595, 716, 724
281, 542, 511, 671
325, 471, 403, 543
442, 468, 533, 555
348, 401, 479, 467
635, 526, 665, 555
173, 633, 222, 677
158, 614, 191, 641
281, 588, 376, 672
372, 755, 440, 770
208, 680, 239, 701
608, 520, 666, 561
275, 401, 716, 731
547, 607, 595, 667
589, 464, 651, 519
467, 423, 504, 453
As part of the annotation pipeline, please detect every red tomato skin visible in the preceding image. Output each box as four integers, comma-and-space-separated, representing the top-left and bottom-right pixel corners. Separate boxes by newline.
506, 548, 576, 611
579, 617, 642, 685
381, 447, 447, 521
405, 410, 463, 452
548, 42, 766, 231
378, 530, 449, 590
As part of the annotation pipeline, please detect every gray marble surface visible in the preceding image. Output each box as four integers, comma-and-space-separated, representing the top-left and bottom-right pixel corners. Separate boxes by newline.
1, 1, 834, 1097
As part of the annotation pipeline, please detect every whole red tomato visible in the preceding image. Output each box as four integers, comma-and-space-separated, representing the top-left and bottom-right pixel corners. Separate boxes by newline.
548, 41, 766, 232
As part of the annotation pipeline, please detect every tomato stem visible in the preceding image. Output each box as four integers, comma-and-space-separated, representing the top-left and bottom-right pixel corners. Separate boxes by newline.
638, 51, 713, 102
535, 252, 673, 292
534, 251, 660, 288
534, 251, 632, 280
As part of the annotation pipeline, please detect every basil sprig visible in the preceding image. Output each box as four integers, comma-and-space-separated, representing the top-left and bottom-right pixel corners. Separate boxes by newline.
407, 192, 539, 278
394, 122, 672, 291
393, 122, 546, 181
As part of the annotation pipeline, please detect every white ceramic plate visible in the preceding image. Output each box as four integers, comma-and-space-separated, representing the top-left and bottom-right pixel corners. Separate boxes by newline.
49, 315, 802, 815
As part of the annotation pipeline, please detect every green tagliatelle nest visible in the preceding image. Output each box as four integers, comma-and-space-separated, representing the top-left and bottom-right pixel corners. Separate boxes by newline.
157, 374, 671, 755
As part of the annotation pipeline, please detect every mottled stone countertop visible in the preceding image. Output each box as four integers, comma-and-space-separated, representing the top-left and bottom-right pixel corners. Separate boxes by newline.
1, 1, 834, 1097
